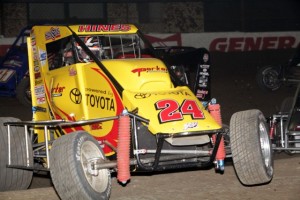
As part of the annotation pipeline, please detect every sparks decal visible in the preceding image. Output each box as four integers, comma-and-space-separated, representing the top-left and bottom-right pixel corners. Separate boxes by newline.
131, 66, 168, 77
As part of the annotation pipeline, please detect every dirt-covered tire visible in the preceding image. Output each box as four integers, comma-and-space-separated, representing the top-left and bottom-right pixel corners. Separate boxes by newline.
230, 109, 273, 185
50, 131, 111, 200
0, 117, 33, 191
16, 77, 31, 107
256, 65, 281, 92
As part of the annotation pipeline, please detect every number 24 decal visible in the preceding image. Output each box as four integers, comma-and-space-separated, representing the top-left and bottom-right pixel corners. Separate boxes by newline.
155, 99, 204, 123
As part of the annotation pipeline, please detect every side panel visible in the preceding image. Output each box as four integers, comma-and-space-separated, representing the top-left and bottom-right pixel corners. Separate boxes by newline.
43, 64, 124, 155
30, 26, 74, 122
28, 26, 124, 155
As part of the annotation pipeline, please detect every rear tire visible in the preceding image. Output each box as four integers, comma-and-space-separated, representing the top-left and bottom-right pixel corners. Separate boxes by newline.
16, 77, 31, 107
0, 117, 33, 191
256, 65, 281, 92
50, 131, 111, 200
230, 110, 273, 185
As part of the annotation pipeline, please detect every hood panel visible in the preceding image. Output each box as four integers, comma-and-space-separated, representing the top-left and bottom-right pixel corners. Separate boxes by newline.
102, 58, 173, 91
123, 86, 221, 134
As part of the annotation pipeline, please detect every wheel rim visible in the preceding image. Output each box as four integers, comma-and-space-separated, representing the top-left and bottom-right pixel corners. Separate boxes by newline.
80, 141, 109, 193
259, 122, 273, 176
262, 69, 280, 90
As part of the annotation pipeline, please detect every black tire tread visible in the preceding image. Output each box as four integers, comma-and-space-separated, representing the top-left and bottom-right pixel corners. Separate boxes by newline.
50, 131, 111, 200
0, 117, 33, 191
230, 109, 272, 185
16, 77, 31, 107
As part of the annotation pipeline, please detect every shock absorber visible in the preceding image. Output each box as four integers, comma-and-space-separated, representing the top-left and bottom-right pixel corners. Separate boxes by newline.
117, 111, 131, 184
208, 98, 225, 171
269, 116, 276, 140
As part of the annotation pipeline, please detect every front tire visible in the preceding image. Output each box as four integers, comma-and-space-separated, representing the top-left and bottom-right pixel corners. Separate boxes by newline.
50, 131, 111, 200
0, 117, 33, 191
230, 110, 273, 185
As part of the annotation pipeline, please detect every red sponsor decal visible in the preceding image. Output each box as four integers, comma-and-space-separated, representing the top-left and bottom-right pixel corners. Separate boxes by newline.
51, 83, 65, 93
209, 36, 297, 52
34, 72, 41, 79
155, 99, 204, 123
45, 27, 61, 40
37, 96, 46, 104
131, 66, 168, 77
78, 24, 131, 32
145, 33, 182, 46
90, 122, 102, 130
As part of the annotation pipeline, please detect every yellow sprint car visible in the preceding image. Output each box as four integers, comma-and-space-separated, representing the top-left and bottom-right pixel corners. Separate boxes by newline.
0, 24, 273, 199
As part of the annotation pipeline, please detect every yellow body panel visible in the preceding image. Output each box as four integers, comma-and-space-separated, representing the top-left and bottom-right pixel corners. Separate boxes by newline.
123, 87, 221, 134
102, 58, 173, 91
103, 57, 221, 134
27, 24, 221, 155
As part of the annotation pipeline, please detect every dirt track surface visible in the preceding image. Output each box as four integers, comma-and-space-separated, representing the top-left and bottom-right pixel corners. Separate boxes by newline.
0, 154, 299, 200
0, 61, 299, 199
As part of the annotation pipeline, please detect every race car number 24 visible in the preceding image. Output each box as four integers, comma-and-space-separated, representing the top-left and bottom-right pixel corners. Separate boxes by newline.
155, 99, 204, 123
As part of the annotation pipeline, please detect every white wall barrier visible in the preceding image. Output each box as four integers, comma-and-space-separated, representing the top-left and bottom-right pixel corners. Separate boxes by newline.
1, 31, 300, 57
147, 31, 300, 52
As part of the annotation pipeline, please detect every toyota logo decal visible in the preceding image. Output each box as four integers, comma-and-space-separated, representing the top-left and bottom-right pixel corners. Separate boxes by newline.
70, 88, 82, 104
